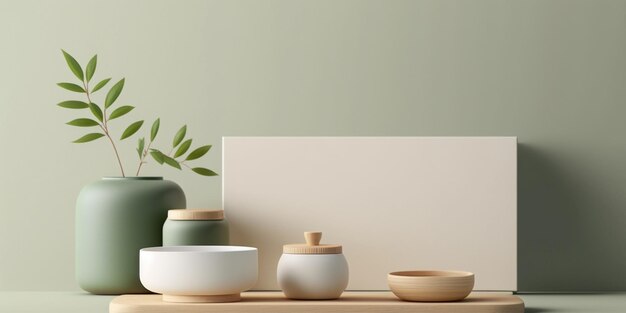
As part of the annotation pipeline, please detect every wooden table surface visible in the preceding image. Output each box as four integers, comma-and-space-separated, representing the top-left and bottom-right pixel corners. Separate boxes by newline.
110, 292, 523, 313
1, 291, 625, 313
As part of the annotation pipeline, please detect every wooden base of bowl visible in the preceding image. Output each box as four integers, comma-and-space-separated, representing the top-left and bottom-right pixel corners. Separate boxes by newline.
162, 293, 241, 303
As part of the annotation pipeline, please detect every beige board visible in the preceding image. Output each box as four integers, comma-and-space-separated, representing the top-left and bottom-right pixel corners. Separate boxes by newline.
109, 292, 524, 313
223, 137, 517, 291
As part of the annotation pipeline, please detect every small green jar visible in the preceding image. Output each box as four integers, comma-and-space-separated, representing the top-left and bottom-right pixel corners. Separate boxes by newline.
162, 209, 229, 246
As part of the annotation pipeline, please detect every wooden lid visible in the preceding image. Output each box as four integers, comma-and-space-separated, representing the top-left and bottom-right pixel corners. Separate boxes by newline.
168, 209, 224, 220
283, 231, 342, 254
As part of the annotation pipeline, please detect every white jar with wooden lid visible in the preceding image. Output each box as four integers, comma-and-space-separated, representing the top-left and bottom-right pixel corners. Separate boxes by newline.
277, 232, 349, 299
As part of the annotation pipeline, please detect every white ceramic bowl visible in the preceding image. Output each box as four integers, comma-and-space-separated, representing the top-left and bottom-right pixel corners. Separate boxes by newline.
140, 246, 258, 302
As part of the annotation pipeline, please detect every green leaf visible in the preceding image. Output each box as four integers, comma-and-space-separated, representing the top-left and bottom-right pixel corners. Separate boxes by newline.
137, 137, 145, 158
172, 125, 187, 147
57, 82, 85, 93
174, 139, 192, 158
92, 78, 111, 93
88, 103, 103, 122
186, 145, 212, 161
105, 78, 125, 108
192, 167, 218, 176
150, 149, 165, 164
73, 133, 104, 143
66, 118, 100, 127
120, 120, 144, 140
61, 50, 84, 81
150, 118, 160, 141
162, 155, 181, 170
86, 55, 97, 82
57, 100, 88, 109
109, 105, 134, 120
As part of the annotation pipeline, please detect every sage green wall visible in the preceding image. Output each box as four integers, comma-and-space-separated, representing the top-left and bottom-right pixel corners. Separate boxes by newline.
1, 0, 625, 292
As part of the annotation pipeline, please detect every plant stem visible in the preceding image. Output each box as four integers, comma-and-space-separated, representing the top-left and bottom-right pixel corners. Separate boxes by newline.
106, 130, 125, 177
83, 80, 125, 177
135, 162, 145, 177
135, 140, 153, 176
180, 161, 192, 170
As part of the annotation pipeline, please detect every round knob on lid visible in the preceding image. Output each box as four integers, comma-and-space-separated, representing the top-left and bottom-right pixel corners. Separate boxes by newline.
283, 231, 342, 254
305, 231, 322, 246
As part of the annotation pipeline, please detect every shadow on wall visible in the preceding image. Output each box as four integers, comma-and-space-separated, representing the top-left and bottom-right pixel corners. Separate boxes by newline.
518, 144, 625, 291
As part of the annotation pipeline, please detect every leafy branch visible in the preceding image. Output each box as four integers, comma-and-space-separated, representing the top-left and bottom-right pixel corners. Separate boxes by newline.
136, 123, 217, 177
56, 50, 217, 177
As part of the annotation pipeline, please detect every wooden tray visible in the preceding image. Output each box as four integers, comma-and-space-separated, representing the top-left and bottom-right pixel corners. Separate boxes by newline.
109, 292, 525, 313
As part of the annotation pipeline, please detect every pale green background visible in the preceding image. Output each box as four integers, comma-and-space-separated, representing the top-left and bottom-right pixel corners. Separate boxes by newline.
1, 0, 625, 292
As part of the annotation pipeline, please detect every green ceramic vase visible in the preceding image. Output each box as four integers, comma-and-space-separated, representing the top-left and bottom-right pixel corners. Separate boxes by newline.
75, 177, 186, 294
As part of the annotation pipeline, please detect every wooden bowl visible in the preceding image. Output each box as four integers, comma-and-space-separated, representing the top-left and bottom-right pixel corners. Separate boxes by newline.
388, 270, 474, 302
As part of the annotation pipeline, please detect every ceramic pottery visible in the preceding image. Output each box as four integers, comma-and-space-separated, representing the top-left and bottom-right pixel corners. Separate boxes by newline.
277, 232, 349, 299
163, 209, 229, 246
140, 245, 258, 303
75, 177, 186, 294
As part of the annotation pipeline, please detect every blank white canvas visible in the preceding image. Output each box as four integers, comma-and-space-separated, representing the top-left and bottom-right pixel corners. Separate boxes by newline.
223, 137, 517, 291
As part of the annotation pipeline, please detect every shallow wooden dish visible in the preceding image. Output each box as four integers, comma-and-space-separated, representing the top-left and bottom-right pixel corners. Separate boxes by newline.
388, 270, 475, 302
